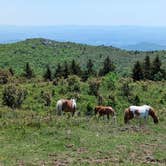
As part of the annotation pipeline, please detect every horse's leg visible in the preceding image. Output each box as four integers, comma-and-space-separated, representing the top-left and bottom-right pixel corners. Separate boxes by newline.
107, 114, 110, 120
72, 111, 75, 117
98, 114, 102, 121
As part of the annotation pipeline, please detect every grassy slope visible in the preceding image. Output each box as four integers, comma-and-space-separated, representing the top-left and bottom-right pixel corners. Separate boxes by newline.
0, 79, 165, 165
0, 38, 166, 165
0, 38, 166, 75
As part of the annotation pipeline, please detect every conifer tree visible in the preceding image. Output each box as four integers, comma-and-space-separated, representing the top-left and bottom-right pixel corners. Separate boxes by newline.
151, 56, 162, 76
9, 67, 14, 76
143, 56, 151, 80
70, 59, 82, 76
63, 61, 70, 79
132, 61, 143, 81
87, 59, 94, 76
99, 56, 115, 76
54, 63, 63, 78
23, 62, 34, 79
44, 65, 52, 81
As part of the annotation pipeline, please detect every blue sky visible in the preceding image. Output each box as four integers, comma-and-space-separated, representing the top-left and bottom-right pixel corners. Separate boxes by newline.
0, 0, 165, 26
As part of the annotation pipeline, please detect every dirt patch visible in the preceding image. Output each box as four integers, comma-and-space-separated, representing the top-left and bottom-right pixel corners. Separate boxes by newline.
77, 147, 88, 154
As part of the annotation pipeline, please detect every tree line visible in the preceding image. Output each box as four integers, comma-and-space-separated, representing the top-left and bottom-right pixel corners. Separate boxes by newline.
2, 56, 115, 82
132, 56, 166, 81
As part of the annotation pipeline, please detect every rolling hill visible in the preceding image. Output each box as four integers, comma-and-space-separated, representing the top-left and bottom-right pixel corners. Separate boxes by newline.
0, 38, 166, 76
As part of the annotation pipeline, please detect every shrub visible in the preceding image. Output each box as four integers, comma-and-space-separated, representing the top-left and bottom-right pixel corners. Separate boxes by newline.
102, 72, 118, 90
88, 78, 101, 96
40, 91, 52, 106
2, 85, 27, 109
0, 69, 12, 84
120, 79, 133, 99
67, 75, 81, 92
85, 103, 94, 116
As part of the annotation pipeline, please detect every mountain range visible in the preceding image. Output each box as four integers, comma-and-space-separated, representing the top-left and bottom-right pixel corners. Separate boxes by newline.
0, 25, 166, 51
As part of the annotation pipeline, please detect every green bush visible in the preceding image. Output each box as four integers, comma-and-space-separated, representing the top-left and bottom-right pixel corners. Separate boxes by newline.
88, 78, 101, 96
0, 69, 12, 84
2, 85, 27, 109
40, 91, 52, 106
67, 75, 81, 92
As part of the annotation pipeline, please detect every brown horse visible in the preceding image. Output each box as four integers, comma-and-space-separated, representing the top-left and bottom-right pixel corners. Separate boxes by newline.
94, 106, 116, 120
56, 99, 76, 116
124, 105, 158, 124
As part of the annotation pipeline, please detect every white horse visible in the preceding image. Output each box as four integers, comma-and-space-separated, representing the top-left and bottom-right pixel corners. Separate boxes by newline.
56, 98, 76, 116
124, 105, 158, 124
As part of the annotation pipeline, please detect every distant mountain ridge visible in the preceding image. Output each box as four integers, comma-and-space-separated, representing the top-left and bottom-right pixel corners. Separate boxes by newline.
122, 42, 166, 51
0, 25, 166, 51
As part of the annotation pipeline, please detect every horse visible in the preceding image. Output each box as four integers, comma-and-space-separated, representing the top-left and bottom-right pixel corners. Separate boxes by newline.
124, 105, 158, 124
56, 99, 76, 116
94, 106, 116, 120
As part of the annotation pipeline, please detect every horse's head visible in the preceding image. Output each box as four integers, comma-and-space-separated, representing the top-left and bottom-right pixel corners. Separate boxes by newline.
124, 108, 134, 124
149, 108, 159, 124
71, 98, 76, 104
110, 108, 116, 116
70, 98, 76, 110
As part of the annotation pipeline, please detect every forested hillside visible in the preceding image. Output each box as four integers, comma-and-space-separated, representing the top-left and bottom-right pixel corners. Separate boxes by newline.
0, 38, 166, 76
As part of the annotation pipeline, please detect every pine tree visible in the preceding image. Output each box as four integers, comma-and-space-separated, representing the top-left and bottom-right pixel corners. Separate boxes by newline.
132, 61, 143, 81
54, 63, 63, 78
23, 62, 34, 79
70, 59, 82, 76
99, 56, 115, 76
87, 59, 94, 76
151, 56, 162, 76
63, 61, 69, 79
81, 70, 89, 82
143, 56, 151, 80
44, 65, 52, 81
9, 67, 14, 76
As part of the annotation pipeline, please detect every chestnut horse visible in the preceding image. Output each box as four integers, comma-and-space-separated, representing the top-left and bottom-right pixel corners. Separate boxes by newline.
124, 105, 158, 124
94, 106, 116, 120
56, 99, 76, 116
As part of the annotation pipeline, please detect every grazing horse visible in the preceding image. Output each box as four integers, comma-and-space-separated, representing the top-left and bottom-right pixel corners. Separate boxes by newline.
56, 99, 76, 116
124, 105, 158, 124
94, 106, 116, 120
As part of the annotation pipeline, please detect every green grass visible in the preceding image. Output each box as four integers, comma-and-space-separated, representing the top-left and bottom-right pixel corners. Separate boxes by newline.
0, 77, 165, 165
0, 110, 165, 165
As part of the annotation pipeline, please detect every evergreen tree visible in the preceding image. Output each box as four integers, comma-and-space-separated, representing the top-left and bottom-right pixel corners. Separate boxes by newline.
9, 67, 14, 76
70, 59, 82, 76
44, 65, 52, 81
63, 61, 70, 79
23, 62, 34, 79
81, 70, 89, 82
54, 63, 63, 78
132, 61, 143, 81
99, 56, 115, 76
143, 56, 151, 80
151, 56, 162, 77
87, 59, 94, 76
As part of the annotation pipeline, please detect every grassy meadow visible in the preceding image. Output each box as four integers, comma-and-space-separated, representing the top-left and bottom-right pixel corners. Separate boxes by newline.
0, 39, 165, 165
0, 75, 165, 165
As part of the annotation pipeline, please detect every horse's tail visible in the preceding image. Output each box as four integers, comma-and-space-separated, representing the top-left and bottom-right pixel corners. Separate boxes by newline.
56, 100, 62, 116
149, 108, 158, 124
